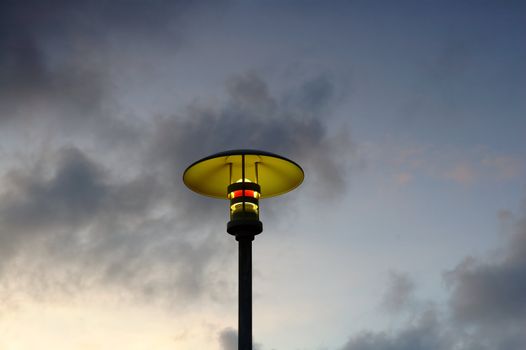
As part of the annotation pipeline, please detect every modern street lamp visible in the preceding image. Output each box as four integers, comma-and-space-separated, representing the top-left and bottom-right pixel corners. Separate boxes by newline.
183, 149, 304, 350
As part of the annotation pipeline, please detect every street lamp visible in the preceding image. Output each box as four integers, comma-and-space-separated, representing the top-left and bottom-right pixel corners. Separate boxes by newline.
183, 149, 304, 350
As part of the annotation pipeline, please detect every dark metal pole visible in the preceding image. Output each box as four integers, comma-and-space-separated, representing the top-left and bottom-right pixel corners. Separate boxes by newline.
237, 235, 253, 350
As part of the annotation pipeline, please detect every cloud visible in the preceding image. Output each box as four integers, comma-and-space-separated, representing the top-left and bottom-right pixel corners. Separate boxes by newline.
218, 328, 238, 350
0, 0, 226, 126
339, 207, 526, 350
0, 147, 158, 236
217, 328, 261, 350
0, 0, 353, 316
341, 310, 448, 350
481, 155, 524, 180
377, 143, 525, 187
0, 1, 104, 123
150, 71, 351, 215
0, 58, 353, 314
0, 66, 351, 309
443, 163, 475, 184
380, 271, 415, 314
0, 146, 233, 306
445, 215, 526, 327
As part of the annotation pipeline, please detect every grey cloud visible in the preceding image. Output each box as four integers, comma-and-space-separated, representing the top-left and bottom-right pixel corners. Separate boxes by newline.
218, 328, 238, 350
153, 71, 345, 166
339, 208, 526, 350
0, 146, 232, 305
341, 310, 448, 350
218, 328, 261, 350
1, 0, 353, 315
0, 2, 105, 123
0, 147, 155, 234
0, 145, 158, 266
0, 36, 108, 124
445, 217, 526, 326
0, 147, 105, 261
380, 271, 415, 314
0, 0, 226, 125
150, 71, 351, 222
0, 68, 351, 308
283, 74, 337, 116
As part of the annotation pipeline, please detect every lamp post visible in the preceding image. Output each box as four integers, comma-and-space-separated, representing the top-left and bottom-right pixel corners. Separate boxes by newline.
183, 150, 304, 350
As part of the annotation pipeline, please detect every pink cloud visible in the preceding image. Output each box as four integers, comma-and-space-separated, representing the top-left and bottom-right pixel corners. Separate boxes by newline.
444, 163, 475, 184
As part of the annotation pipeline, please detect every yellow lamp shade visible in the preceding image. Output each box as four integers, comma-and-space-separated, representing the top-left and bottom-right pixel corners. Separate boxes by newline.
183, 149, 304, 199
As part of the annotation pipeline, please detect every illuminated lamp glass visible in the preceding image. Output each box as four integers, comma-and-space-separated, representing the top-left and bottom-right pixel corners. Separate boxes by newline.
182, 149, 304, 236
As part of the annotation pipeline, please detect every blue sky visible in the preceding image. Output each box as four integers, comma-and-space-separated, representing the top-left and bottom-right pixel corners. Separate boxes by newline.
0, 1, 525, 349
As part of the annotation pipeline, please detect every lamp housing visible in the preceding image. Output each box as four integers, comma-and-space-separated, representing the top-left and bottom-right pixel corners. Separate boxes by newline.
183, 149, 304, 238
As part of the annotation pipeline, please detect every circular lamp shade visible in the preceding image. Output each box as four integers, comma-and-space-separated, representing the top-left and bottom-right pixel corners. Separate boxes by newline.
183, 149, 304, 199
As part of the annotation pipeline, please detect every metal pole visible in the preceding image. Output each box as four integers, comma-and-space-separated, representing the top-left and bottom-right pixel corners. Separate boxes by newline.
237, 235, 253, 350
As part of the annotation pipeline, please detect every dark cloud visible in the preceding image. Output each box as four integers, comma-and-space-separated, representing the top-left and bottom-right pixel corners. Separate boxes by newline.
445, 213, 526, 328
0, 0, 248, 310
150, 71, 351, 222
0, 147, 156, 234
0, 67, 351, 308
0, 0, 353, 318
152, 71, 347, 167
0, 147, 107, 262
0, 1, 100, 122
0, 146, 232, 305
0, 0, 226, 125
